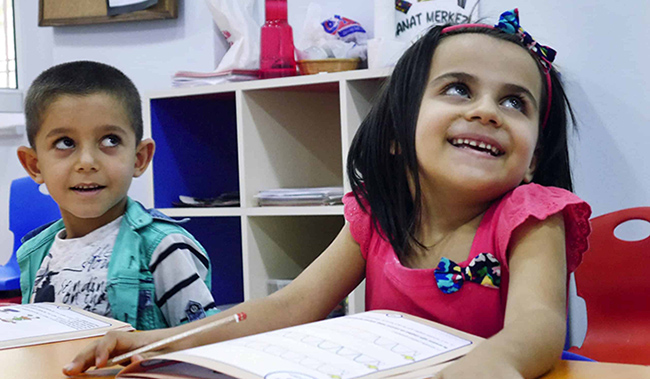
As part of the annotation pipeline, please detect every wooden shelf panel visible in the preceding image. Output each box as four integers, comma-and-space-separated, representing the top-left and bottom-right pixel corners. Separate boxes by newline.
147, 68, 391, 100
147, 67, 389, 309
159, 206, 344, 218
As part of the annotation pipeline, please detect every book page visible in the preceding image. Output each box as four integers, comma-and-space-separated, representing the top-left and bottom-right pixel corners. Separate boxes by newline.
0, 303, 132, 349
119, 311, 481, 379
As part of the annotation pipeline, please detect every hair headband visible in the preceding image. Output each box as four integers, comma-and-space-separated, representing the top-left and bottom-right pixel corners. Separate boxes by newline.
441, 9, 555, 130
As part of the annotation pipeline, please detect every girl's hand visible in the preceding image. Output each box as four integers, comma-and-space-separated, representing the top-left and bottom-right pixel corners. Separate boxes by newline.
62, 328, 177, 376
436, 356, 523, 379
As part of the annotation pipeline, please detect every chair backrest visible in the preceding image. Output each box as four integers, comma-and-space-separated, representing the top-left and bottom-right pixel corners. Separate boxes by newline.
568, 207, 650, 365
0, 177, 60, 292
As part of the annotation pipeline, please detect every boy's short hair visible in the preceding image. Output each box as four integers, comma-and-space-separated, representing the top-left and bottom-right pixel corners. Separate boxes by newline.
24, 61, 143, 147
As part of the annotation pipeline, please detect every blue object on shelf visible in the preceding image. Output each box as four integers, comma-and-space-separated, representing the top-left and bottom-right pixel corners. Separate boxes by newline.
1, 177, 60, 292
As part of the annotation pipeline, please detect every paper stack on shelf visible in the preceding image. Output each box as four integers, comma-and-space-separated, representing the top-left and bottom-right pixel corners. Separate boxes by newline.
172, 192, 240, 207
172, 70, 259, 87
256, 187, 344, 206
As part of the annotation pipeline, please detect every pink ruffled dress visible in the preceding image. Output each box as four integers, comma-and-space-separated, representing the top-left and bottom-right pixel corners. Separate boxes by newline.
343, 183, 591, 338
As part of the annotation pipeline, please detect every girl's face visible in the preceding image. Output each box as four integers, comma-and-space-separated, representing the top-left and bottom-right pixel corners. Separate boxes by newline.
414, 33, 543, 201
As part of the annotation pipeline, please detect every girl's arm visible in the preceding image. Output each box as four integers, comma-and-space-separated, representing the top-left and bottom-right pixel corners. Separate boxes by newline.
439, 213, 568, 379
64, 224, 366, 375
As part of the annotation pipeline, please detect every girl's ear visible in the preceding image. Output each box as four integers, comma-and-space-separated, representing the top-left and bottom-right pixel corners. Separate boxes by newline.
133, 138, 156, 178
17, 146, 45, 184
523, 154, 537, 183
390, 141, 401, 155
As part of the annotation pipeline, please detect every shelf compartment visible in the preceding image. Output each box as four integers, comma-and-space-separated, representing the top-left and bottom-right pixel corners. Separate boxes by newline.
240, 88, 343, 207
180, 216, 244, 307
243, 215, 344, 300
150, 93, 240, 209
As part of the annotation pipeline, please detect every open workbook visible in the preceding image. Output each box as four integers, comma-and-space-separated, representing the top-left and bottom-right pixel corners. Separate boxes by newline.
0, 302, 133, 349
116, 310, 483, 379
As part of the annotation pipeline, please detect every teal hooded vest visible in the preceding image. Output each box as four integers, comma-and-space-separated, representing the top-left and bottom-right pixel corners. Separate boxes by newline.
17, 198, 216, 330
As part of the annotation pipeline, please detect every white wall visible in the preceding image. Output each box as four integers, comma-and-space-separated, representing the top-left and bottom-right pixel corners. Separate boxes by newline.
1, 0, 650, 264
483, 1, 650, 219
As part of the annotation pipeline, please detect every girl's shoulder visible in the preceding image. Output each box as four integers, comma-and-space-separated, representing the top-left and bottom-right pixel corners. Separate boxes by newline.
343, 192, 377, 255
488, 183, 592, 272
501, 183, 588, 212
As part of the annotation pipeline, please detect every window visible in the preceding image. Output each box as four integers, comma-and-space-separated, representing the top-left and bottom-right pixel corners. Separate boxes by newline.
0, 0, 16, 89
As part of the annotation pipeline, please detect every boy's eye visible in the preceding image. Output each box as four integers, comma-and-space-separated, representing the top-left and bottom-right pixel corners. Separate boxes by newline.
501, 96, 526, 112
54, 137, 75, 150
101, 135, 121, 147
443, 83, 470, 98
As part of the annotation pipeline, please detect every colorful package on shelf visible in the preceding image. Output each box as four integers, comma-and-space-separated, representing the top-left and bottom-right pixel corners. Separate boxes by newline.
321, 15, 367, 44
295, 3, 368, 61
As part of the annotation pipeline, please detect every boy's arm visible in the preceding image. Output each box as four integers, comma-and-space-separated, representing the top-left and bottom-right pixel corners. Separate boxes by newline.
438, 213, 567, 379
64, 224, 366, 375
149, 233, 217, 327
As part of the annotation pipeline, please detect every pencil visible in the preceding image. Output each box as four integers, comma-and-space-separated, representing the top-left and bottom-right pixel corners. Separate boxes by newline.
104, 312, 247, 367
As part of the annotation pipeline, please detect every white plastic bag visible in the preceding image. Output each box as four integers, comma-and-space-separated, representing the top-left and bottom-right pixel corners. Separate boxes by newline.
205, 0, 260, 71
295, 3, 368, 61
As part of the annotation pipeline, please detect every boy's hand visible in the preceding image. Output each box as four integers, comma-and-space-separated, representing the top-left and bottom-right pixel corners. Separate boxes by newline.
62, 328, 174, 376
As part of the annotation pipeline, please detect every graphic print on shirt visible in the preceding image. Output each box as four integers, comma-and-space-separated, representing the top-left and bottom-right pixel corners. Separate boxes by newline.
31, 217, 121, 317
33, 249, 112, 314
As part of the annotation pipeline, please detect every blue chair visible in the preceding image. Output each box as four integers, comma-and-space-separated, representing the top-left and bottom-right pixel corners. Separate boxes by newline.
0, 177, 60, 302
561, 351, 595, 362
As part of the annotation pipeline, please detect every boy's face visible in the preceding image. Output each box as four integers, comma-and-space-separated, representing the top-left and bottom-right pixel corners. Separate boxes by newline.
18, 93, 154, 237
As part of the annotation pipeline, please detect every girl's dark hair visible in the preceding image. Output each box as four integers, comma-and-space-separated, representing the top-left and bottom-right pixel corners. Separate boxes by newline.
24, 60, 143, 147
346, 25, 576, 258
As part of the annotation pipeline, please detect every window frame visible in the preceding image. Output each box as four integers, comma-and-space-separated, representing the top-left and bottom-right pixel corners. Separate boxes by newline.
0, 0, 20, 113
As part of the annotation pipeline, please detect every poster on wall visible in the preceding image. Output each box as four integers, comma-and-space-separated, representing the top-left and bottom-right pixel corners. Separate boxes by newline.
394, 0, 479, 44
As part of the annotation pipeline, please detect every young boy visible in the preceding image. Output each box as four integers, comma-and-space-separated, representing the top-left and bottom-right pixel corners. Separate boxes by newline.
16, 61, 218, 330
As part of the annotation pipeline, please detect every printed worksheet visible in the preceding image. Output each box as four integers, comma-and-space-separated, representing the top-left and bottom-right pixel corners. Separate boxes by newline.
0, 303, 132, 349
118, 311, 482, 379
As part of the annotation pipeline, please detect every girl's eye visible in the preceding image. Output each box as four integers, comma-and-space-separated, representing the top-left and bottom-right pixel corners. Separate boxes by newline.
101, 135, 121, 148
54, 137, 75, 150
501, 96, 526, 112
443, 83, 470, 98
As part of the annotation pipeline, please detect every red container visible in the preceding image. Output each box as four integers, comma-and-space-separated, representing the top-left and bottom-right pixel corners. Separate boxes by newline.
259, 0, 297, 79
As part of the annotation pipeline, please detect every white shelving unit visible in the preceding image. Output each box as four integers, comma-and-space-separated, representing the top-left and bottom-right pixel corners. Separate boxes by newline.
144, 68, 390, 314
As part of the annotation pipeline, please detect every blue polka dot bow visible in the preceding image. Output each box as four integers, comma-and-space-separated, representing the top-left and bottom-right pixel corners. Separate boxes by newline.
434, 252, 502, 294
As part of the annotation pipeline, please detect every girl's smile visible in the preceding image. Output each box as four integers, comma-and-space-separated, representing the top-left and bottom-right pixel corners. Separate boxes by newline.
448, 135, 505, 157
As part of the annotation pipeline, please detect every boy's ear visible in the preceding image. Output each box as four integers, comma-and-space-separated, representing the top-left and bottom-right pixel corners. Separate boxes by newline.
133, 138, 155, 178
17, 146, 45, 184
523, 154, 537, 183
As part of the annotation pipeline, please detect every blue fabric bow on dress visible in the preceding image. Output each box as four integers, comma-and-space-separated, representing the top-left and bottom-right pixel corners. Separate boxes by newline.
434, 253, 502, 294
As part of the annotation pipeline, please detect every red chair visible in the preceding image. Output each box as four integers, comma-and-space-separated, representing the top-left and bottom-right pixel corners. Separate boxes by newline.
568, 207, 650, 365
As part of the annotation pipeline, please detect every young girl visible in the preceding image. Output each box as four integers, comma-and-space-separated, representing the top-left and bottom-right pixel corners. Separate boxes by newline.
65, 9, 591, 379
